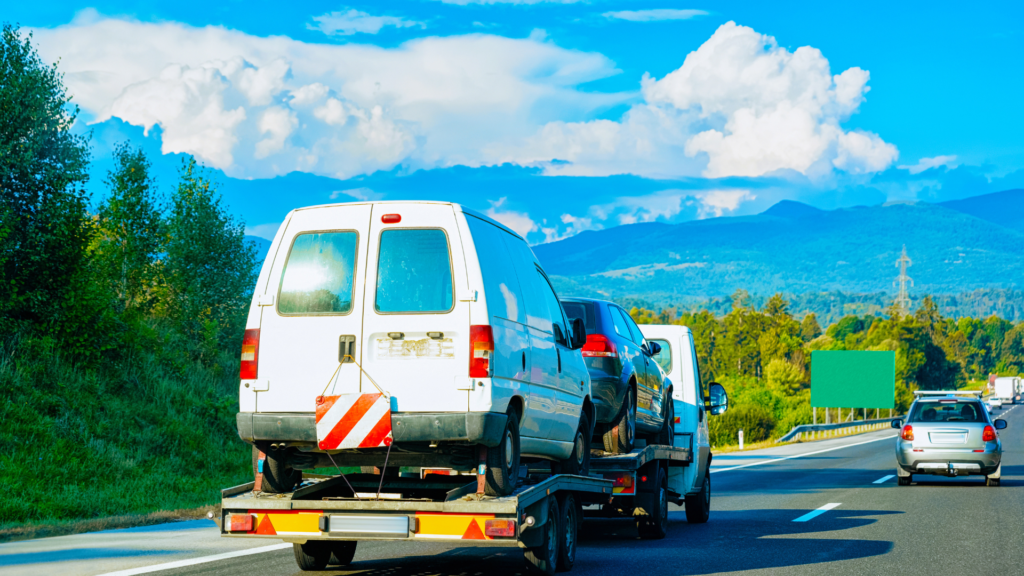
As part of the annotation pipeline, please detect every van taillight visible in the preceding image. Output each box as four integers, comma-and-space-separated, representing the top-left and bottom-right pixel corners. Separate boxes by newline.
983, 425, 997, 442
901, 425, 914, 441
470, 325, 494, 378
240, 329, 260, 380
581, 334, 616, 357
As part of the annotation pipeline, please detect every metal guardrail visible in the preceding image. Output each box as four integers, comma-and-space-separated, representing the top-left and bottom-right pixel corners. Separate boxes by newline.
776, 416, 904, 443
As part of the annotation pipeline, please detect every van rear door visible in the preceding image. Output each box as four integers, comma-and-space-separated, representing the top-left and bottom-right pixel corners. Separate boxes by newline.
255, 205, 371, 413
360, 204, 471, 413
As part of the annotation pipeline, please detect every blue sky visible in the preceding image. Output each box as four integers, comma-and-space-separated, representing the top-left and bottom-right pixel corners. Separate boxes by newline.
11, 1, 1024, 243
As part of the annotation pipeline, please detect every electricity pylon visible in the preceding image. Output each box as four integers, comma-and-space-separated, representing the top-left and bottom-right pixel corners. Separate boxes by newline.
893, 245, 913, 316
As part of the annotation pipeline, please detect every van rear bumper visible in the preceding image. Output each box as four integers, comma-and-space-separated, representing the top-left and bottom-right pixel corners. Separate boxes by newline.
237, 412, 507, 448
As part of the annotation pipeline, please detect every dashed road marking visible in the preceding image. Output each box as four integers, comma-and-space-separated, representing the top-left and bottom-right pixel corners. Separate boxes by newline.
873, 475, 895, 484
793, 503, 841, 523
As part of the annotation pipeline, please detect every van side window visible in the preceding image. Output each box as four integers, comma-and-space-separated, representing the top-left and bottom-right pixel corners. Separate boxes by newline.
278, 231, 358, 315
375, 229, 454, 313
536, 269, 570, 346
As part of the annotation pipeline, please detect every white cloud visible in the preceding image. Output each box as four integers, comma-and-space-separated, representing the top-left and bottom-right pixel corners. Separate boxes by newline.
31, 16, 619, 177
485, 197, 538, 238
592, 190, 689, 225
309, 9, 424, 36
603, 9, 708, 22
439, 0, 582, 4
330, 187, 382, 200
694, 189, 755, 218
498, 21, 898, 179
899, 154, 959, 175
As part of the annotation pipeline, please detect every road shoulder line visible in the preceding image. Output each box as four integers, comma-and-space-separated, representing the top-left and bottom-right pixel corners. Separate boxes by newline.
97, 543, 292, 576
710, 433, 898, 474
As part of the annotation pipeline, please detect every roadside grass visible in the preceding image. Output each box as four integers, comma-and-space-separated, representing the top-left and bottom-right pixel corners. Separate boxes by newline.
0, 332, 252, 538
712, 419, 894, 453
0, 505, 218, 543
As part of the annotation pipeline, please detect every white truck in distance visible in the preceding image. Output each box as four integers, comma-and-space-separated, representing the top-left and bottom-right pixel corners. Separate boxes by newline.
993, 377, 1019, 405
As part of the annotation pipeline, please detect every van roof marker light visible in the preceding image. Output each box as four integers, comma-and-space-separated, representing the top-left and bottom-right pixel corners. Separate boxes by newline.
382, 214, 401, 224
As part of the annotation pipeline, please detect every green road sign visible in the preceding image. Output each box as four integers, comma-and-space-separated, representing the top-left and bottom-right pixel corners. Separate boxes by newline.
811, 350, 895, 409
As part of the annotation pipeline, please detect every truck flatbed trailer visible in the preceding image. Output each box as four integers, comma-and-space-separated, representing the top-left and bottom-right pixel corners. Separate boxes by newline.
219, 439, 694, 573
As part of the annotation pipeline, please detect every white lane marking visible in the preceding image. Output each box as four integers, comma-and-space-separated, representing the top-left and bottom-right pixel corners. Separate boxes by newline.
793, 503, 841, 523
97, 543, 292, 576
710, 433, 898, 474
873, 475, 895, 484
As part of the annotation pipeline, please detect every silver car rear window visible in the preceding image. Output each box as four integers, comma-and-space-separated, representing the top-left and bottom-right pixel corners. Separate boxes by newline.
909, 400, 986, 423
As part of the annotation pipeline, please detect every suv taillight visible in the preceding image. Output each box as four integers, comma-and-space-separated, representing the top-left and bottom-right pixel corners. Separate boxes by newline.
901, 425, 914, 441
240, 329, 260, 380
581, 334, 616, 357
983, 425, 997, 442
470, 325, 494, 378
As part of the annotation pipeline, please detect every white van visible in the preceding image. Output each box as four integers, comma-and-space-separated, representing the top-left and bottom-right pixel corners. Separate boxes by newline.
638, 324, 727, 522
236, 201, 594, 496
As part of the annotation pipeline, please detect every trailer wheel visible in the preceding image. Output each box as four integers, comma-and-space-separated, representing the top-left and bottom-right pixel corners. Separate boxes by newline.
603, 388, 635, 454
253, 446, 302, 494
328, 541, 357, 565
556, 493, 581, 572
560, 412, 591, 476
486, 407, 521, 497
293, 541, 331, 571
525, 496, 560, 575
655, 398, 674, 447
684, 471, 710, 524
638, 468, 668, 539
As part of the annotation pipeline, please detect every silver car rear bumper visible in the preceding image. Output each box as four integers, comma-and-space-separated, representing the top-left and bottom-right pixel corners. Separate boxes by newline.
896, 443, 1001, 476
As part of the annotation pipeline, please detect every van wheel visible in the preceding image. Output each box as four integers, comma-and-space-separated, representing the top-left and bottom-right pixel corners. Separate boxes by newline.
328, 541, 357, 565
485, 408, 521, 497
556, 493, 580, 572
253, 446, 302, 494
293, 541, 331, 571
638, 468, 669, 539
525, 496, 560, 575
655, 398, 674, 446
560, 412, 591, 476
684, 472, 710, 524
603, 388, 635, 454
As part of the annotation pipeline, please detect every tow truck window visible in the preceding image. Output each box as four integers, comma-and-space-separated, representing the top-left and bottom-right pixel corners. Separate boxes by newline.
651, 339, 672, 374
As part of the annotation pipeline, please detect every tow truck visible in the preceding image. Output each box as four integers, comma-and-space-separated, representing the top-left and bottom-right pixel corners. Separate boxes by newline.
219, 440, 693, 574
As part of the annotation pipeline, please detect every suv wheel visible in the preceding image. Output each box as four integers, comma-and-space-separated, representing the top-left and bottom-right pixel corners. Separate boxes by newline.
655, 397, 674, 446
559, 412, 591, 476
603, 388, 635, 454
485, 407, 521, 497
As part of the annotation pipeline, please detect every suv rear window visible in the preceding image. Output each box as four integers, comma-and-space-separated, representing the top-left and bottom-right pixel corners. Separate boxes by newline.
376, 229, 454, 313
909, 400, 987, 423
278, 231, 358, 315
561, 301, 597, 333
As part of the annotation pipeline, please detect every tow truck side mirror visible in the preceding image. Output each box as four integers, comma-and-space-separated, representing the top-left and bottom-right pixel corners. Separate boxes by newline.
706, 382, 728, 416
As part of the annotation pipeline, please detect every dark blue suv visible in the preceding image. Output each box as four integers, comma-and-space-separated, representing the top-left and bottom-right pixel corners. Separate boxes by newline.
560, 298, 673, 453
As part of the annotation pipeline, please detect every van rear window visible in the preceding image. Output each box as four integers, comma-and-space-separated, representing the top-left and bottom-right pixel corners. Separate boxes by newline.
376, 229, 454, 313
278, 232, 358, 315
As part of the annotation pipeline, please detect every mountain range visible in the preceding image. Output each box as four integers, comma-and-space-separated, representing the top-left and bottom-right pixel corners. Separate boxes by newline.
534, 189, 1024, 306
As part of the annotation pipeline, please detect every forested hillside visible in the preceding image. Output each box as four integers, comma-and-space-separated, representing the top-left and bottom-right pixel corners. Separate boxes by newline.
1, 26, 257, 531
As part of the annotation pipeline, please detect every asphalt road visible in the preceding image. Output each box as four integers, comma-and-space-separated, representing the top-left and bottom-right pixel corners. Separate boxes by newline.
5, 404, 1023, 576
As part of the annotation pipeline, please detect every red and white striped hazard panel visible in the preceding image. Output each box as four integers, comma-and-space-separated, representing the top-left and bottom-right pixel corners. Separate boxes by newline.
315, 393, 393, 450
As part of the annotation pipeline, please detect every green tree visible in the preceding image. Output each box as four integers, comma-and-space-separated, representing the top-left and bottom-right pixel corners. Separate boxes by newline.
765, 358, 804, 395
162, 158, 257, 352
95, 143, 163, 317
0, 25, 93, 339
800, 313, 822, 342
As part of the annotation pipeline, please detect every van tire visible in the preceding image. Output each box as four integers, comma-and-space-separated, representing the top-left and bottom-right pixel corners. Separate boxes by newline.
293, 541, 331, 571
328, 541, 357, 565
485, 408, 521, 497
559, 412, 591, 476
253, 446, 302, 494
685, 472, 711, 524
525, 496, 560, 575
638, 468, 668, 539
603, 388, 635, 454
655, 398, 674, 447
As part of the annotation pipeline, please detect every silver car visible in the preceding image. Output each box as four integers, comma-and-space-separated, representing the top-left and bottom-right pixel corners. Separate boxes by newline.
892, 391, 1007, 486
